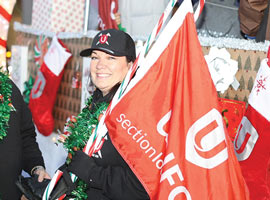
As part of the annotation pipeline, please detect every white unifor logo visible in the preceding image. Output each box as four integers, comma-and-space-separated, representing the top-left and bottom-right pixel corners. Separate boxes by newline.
157, 110, 171, 144
234, 116, 259, 161
185, 109, 228, 169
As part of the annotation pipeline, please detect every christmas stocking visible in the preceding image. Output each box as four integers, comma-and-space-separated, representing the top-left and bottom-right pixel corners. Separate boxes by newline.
234, 58, 270, 199
29, 36, 72, 136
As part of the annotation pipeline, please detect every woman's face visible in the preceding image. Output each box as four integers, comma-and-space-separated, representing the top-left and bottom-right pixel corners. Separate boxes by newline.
90, 50, 133, 96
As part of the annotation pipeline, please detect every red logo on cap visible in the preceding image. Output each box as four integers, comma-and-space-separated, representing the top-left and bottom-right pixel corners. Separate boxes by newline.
99, 34, 108, 44
96, 33, 111, 45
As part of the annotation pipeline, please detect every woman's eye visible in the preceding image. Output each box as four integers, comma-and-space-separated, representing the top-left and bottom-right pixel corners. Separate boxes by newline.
108, 56, 116, 60
91, 56, 97, 60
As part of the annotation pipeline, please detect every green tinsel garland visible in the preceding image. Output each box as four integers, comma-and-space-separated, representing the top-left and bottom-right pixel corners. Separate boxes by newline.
59, 96, 109, 199
23, 76, 34, 104
0, 70, 13, 141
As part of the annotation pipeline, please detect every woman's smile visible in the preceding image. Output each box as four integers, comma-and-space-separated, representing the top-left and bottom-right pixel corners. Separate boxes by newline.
96, 73, 111, 78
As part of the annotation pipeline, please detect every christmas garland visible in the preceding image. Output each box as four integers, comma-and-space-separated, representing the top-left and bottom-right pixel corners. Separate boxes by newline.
0, 69, 13, 141
58, 96, 109, 199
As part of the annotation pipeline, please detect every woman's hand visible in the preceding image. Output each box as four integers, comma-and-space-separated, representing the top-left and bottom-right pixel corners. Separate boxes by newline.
67, 150, 96, 183
32, 166, 51, 182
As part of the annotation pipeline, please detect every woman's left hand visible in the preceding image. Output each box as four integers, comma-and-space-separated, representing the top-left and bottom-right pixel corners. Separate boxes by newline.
33, 166, 51, 182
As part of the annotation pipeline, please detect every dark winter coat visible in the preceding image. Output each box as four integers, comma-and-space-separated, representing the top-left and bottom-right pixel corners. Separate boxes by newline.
85, 87, 149, 200
0, 81, 45, 200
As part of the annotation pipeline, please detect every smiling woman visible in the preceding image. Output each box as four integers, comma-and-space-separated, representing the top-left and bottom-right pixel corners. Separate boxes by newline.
46, 29, 150, 200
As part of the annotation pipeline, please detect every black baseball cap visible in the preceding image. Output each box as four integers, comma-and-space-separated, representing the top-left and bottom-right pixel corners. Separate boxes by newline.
80, 29, 136, 62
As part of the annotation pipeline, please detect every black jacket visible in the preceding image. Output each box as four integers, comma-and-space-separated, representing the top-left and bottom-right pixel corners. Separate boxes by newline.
85, 88, 149, 200
0, 81, 45, 200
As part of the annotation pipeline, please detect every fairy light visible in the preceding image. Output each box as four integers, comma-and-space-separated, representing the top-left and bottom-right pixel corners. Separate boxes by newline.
51, 136, 57, 143
6, 51, 11, 58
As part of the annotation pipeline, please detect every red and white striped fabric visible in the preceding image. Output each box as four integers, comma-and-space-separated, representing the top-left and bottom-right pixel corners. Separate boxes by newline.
0, 0, 16, 43
234, 57, 270, 200
104, 0, 249, 199
0, 0, 16, 67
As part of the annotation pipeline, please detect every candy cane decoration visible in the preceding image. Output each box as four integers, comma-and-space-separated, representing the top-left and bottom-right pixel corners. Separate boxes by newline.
0, 0, 16, 67
42, 170, 63, 200
34, 35, 49, 67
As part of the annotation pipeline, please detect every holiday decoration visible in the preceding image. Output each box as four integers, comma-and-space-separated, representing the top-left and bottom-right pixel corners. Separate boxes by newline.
29, 36, 72, 136
10, 45, 28, 92
234, 57, 270, 199
204, 46, 239, 93
0, 0, 16, 67
31, 0, 85, 33
0, 69, 14, 141
34, 35, 49, 67
23, 76, 34, 104
44, 97, 108, 199
22, 36, 49, 104
218, 98, 246, 142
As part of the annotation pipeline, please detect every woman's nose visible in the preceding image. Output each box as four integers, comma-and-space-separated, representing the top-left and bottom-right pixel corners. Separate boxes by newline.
96, 59, 107, 69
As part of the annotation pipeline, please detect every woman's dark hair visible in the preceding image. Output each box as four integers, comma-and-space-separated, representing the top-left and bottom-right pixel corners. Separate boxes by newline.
126, 55, 135, 63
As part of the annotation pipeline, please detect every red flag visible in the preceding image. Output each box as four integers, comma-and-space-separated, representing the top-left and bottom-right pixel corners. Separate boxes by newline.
234, 58, 270, 199
105, 1, 249, 199
98, 0, 119, 30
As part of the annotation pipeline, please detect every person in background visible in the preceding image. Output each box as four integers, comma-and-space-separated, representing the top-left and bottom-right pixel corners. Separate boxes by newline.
0, 71, 50, 200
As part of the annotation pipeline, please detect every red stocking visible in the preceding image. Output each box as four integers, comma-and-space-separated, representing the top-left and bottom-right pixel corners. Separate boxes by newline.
29, 36, 72, 136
